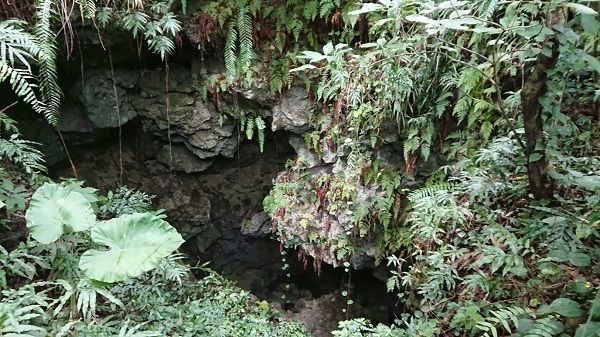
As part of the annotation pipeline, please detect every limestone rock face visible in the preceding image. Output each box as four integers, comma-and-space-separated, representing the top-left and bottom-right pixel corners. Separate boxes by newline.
71, 69, 139, 129
271, 86, 311, 134
61, 63, 317, 173
156, 144, 213, 173
241, 212, 272, 238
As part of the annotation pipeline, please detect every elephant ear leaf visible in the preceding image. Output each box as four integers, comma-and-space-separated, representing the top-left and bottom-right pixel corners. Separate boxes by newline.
79, 212, 184, 283
26, 183, 96, 244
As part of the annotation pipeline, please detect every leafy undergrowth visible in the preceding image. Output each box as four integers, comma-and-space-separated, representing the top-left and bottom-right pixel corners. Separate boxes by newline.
277, 123, 600, 337
0, 180, 309, 337
67, 260, 309, 336
1, 248, 309, 336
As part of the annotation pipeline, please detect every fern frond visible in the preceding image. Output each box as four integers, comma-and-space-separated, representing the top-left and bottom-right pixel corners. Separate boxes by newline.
148, 35, 175, 61
34, 0, 61, 125
159, 12, 182, 37
181, 0, 187, 14
477, 0, 499, 21
477, 306, 530, 337
0, 135, 47, 174
281, 67, 292, 89
270, 71, 283, 94
154, 253, 190, 285
79, 0, 96, 20
408, 183, 456, 205
225, 23, 238, 82
319, 0, 336, 18
248, 0, 261, 16
522, 316, 559, 337
0, 62, 43, 116
245, 115, 255, 140
96, 7, 112, 28
237, 5, 254, 74
121, 11, 149, 37
255, 115, 265, 152
304, 0, 319, 21
291, 18, 303, 42
0, 19, 40, 72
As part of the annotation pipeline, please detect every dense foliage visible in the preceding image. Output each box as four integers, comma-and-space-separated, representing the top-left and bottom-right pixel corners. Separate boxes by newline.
2, 0, 600, 336
261, 0, 600, 335
0, 2, 306, 333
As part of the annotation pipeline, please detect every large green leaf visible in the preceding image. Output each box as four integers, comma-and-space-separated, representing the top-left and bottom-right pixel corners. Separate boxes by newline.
79, 212, 184, 282
538, 298, 583, 317
25, 183, 96, 244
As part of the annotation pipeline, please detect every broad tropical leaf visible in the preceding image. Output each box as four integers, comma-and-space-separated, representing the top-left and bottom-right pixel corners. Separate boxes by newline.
79, 212, 184, 282
25, 183, 96, 244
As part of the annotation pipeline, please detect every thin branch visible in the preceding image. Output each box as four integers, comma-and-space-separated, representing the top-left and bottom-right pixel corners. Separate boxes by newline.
0, 101, 19, 114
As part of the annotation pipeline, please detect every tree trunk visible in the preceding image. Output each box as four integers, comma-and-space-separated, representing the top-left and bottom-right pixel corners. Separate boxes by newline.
521, 8, 567, 200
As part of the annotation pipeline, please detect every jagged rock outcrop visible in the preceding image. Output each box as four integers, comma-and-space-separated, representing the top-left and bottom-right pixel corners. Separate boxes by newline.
271, 86, 311, 134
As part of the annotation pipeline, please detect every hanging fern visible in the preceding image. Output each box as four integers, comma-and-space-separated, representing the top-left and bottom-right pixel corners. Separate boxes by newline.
34, 0, 61, 125
240, 113, 266, 152
244, 114, 255, 140
80, 0, 96, 20
0, 64, 42, 114
0, 19, 41, 70
255, 115, 265, 152
0, 20, 45, 119
225, 23, 238, 82
237, 5, 254, 74
122, 11, 149, 36
96, 7, 112, 28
